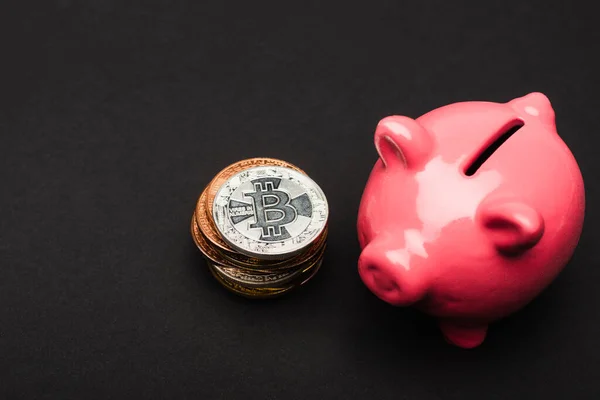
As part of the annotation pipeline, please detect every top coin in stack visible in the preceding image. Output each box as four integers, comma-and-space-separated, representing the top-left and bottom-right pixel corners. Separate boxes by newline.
212, 164, 329, 260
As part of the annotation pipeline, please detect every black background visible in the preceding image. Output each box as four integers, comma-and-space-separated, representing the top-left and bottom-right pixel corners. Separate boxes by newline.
1, 1, 599, 399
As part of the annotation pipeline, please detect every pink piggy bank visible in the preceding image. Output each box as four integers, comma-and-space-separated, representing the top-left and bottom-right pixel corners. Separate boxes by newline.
357, 93, 585, 348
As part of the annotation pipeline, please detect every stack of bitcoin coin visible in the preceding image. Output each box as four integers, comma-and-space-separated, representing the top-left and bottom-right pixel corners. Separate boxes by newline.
191, 158, 329, 298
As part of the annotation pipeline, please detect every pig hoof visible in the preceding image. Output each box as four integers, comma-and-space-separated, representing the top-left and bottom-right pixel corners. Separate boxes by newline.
439, 321, 488, 349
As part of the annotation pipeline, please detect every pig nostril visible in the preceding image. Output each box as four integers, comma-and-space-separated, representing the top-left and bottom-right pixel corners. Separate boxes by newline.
367, 267, 399, 293
359, 259, 402, 295
373, 274, 399, 293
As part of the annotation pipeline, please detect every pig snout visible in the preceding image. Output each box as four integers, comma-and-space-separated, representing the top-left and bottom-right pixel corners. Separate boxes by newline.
358, 238, 429, 307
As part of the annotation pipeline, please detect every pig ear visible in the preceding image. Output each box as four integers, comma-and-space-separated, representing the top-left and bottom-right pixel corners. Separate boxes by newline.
508, 92, 556, 127
374, 116, 434, 169
477, 197, 545, 254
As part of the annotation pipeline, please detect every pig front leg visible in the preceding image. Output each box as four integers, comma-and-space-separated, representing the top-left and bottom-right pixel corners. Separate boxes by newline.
438, 319, 488, 349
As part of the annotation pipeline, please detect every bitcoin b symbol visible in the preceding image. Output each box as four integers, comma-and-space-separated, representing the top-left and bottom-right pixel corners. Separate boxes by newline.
243, 177, 297, 241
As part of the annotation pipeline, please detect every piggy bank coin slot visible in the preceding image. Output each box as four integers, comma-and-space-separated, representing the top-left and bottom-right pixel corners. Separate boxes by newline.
464, 120, 524, 176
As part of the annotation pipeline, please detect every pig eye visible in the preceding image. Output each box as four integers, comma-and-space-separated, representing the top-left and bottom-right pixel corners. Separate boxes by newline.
464, 120, 524, 176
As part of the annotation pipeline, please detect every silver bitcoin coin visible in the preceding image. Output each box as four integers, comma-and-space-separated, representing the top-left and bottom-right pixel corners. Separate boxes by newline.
212, 166, 328, 259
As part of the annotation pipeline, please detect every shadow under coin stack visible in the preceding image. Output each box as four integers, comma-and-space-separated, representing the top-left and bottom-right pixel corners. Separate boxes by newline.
191, 158, 329, 298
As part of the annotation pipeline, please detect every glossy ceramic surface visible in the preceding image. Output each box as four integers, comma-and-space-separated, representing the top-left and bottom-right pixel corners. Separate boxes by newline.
357, 93, 585, 348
